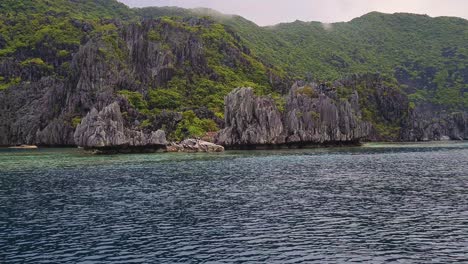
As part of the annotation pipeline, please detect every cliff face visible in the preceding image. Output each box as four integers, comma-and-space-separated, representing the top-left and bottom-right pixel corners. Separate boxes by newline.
403, 106, 468, 141
335, 74, 468, 142
216, 77, 468, 148
0, 17, 276, 146
0, 76, 76, 146
74, 102, 167, 150
284, 83, 371, 144
216, 88, 285, 146
0, 38, 124, 145
216, 85, 372, 148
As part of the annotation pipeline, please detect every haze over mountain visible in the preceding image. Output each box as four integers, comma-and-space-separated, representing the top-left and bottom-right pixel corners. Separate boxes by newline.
118, 0, 468, 26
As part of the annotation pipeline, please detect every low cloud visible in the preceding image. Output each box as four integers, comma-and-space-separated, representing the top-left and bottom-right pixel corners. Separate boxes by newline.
119, 0, 468, 26
190, 7, 234, 20
321, 23, 333, 31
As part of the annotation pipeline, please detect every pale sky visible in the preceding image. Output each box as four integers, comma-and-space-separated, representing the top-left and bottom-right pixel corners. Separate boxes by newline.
118, 0, 468, 26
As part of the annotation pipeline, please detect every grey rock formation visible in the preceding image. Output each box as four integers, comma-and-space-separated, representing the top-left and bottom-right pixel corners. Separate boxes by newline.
0, 18, 221, 146
450, 112, 468, 140
284, 83, 371, 143
336, 73, 468, 142
216, 85, 371, 148
403, 106, 468, 141
167, 139, 224, 153
74, 102, 167, 150
0, 77, 74, 146
216, 88, 285, 146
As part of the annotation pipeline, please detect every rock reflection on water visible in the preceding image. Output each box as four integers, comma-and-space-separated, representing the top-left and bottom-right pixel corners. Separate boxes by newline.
0, 142, 467, 263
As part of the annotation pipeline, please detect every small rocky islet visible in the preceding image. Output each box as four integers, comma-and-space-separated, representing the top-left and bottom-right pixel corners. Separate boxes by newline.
73, 101, 224, 154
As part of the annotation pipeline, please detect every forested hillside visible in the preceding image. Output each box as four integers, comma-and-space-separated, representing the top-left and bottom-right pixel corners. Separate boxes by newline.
139, 7, 468, 109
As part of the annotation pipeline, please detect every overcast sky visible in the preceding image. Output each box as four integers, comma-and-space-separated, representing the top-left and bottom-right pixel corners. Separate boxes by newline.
118, 0, 468, 26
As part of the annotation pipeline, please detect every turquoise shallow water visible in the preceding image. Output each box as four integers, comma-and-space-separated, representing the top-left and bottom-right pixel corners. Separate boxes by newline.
0, 142, 467, 263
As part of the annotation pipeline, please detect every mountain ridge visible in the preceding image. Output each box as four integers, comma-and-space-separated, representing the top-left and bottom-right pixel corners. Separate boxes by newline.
134, 5, 468, 27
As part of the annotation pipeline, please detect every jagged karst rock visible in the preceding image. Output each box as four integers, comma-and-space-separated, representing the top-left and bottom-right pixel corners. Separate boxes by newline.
374, 85, 409, 123
216, 87, 285, 147
0, 16, 277, 146
402, 106, 468, 141
336, 73, 411, 141
0, 35, 6, 50
216, 85, 371, 148
450, 112, 468, 140
344, 75, 468, 142
284, 83, 371, 143
74, 102, 127, 148
0, 77, 74, 146
74, 102, 167, 152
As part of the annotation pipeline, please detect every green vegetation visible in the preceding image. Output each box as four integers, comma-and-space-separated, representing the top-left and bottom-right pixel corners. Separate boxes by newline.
72, 117, 82, 128
172, 111, 219, 141
222, 13, 468, 108
0, 77, 20, 91
349, 77, 407, 139
271, 94, 286, 113
148, 89, 182, 110
147, 30, 162, 41
373, 122, 401, 140
0, 0, 132, 20
310, 112, 321, 121
20, 58, 53, 71
138, 7, 467, 109
296, 86, 317, 98
0, 0, 132, 56
57, 50, 70, 58
118, 90, 148, 111
140, 119, 152, 129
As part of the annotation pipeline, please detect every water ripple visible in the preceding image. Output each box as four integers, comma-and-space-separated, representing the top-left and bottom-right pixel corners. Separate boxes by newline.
1, 142, 468, 263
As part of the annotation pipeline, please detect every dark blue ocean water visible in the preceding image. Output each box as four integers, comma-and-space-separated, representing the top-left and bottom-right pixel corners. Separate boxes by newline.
1, 142, 467, 263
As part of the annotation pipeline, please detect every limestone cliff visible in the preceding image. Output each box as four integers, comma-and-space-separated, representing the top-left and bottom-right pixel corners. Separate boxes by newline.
0, 17, 277, 146
283, 83, 371, 144
403, 106, 468, 141
74, 102, 167, 152
216, 88, 285, 146
337, 74, 468, 142
216, 85, 372, 148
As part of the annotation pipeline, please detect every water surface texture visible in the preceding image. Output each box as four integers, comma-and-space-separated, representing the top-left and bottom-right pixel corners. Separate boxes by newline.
1, 142, 468, 263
